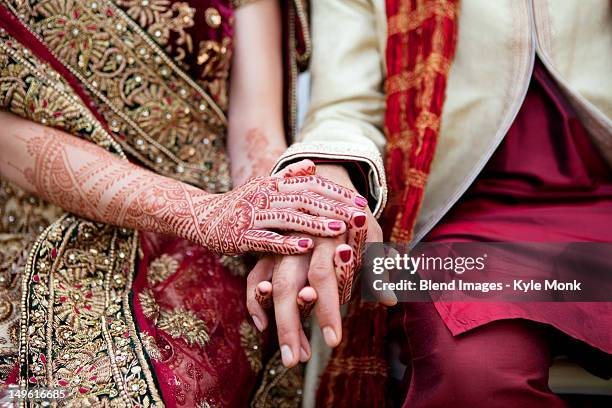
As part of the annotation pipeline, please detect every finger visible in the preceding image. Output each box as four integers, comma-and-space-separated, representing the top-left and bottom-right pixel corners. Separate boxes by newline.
335, 244, 355, 304
246, 256, 275, 331
268, 192, 365, 223
278, 175, 368, 209
276, 159, 317, 178
347, 211, 368, 272
297, 286, 317, 319
242, 230, 313, 254
273, 255, 310, 368
378, 247, 399, 306
308, 240, 342, 348
299, 327, 311, 363
253, 209, 346, 237
256, 281, 273, 309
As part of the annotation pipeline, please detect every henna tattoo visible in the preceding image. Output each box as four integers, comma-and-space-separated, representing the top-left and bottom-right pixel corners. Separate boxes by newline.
255, 282, 273, 309
15, 128, 356, 255
297, 287, 316, 320
234, 128, 285, 185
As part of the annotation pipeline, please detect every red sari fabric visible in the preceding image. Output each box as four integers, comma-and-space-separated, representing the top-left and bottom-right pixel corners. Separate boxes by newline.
133, 233, 271, 407
423, 61, 612, 355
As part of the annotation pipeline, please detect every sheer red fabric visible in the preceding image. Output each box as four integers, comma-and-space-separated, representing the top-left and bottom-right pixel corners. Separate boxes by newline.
133, 233, 271, 407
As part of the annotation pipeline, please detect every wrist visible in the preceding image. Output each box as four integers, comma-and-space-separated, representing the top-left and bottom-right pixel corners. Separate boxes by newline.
315, 164, 354, 190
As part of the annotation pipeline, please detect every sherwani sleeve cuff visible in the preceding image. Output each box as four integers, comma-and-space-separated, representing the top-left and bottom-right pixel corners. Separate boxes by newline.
271, 120, 387, 218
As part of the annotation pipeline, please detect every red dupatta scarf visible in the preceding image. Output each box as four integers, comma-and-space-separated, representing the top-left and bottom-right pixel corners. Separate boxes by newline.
317, 0, 460, 406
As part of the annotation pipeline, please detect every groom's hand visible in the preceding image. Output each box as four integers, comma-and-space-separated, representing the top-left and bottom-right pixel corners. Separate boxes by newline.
246, 164, 384, 367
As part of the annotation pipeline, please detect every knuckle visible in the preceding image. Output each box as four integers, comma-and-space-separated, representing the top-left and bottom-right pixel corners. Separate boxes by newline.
308, 264, 332, 283
272, 276, 295, 296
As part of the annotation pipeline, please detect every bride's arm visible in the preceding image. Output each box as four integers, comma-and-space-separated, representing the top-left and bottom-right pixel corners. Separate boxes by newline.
0, 111, 366, 254
227, 0, 286, 184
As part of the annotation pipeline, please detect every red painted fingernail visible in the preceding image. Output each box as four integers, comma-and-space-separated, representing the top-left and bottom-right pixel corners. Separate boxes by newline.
298, 239, 311, 248
328, 221, 343, 231
339, 249, 352, 263
353, 214, 366, 228
355, 196, 368, 208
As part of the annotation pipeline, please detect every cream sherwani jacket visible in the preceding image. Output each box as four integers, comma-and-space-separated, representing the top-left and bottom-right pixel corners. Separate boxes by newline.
276, 0, 612, 241
276, 1, 612, 406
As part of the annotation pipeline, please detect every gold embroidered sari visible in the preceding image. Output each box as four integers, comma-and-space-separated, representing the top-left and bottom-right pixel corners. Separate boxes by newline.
0, 0, 309, 406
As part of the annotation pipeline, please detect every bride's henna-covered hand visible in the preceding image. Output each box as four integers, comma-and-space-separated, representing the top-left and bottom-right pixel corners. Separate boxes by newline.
0, 115, 368, 255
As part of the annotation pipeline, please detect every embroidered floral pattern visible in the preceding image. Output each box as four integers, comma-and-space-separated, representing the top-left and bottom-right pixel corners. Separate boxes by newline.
252, 351, 304, 408
157, 308, 210, 348
0, 234, 30, 382
147, 254, 179, 286
0, 33, 162, 405
140, 332, 162, 361
139, 288, 160, 323
21, 216, 163, 406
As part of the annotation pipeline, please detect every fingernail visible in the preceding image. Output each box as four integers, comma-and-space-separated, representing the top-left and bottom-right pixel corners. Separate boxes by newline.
298, 239, 311, 249
353, 214, 366, 228
355, 196, 368, 208
299, 347, 309, 362
322, 326, 338, 346
328, 221, 343, 231
339, 249, 352, 263
281, 345, 294, 366
252, 315, 264, 332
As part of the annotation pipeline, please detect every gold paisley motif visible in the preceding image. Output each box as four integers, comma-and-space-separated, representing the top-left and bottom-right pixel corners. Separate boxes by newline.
138, 288, 160, 323
147, 253, 179, 285
140, 332, 162, 362
157, 308, 210, 348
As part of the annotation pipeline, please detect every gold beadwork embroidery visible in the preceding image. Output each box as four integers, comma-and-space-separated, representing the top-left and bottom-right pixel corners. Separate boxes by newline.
140, 332, 162, 362
138, 288, 160, 323
252, 351, 303, 408
0, 234, 30, 382
157, 308, 210, 348
116, 0, 196, 63
205, 7, 222, 28
196, 36, 232, 110
21, 216, 163, 406
0, 31, 162, 404
239, 321, 262, 373
147, 254, 179, 286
